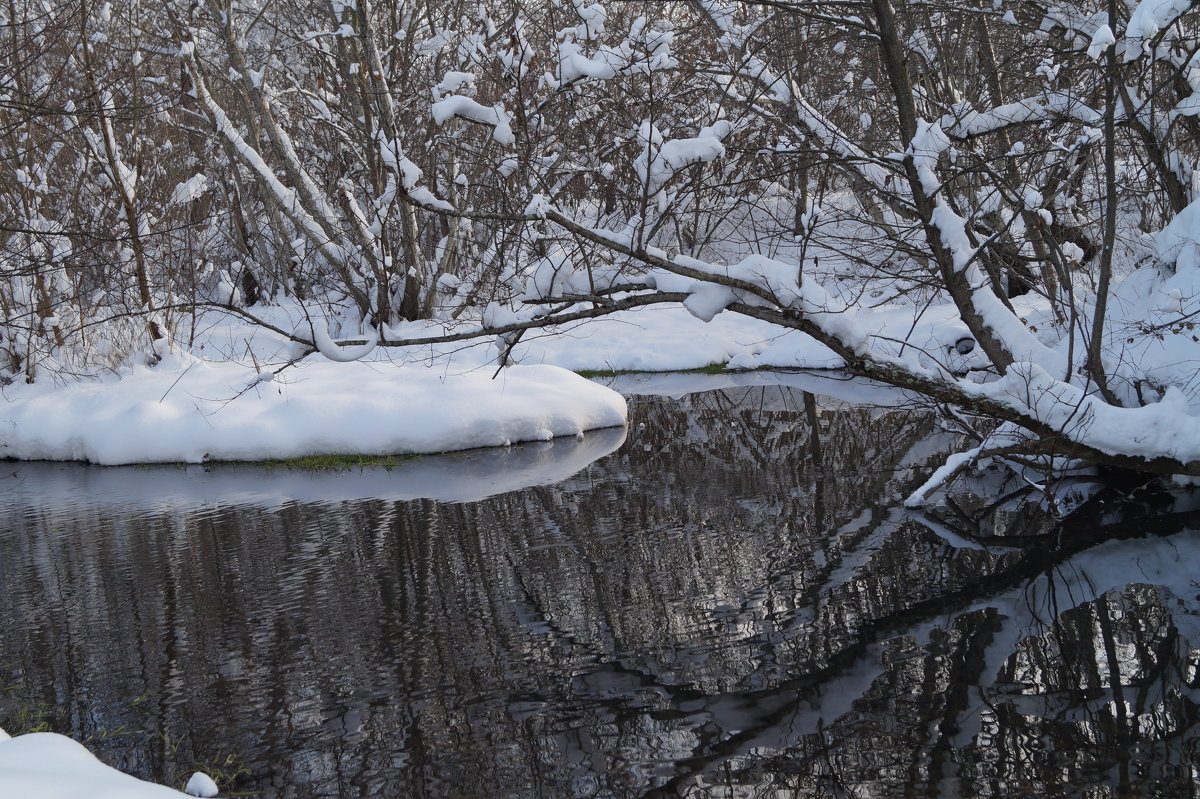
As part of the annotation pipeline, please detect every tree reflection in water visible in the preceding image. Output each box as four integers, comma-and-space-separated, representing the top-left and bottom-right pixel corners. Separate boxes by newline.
1, 382, 1198, 798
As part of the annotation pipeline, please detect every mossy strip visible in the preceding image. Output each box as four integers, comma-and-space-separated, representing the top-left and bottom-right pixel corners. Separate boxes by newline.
205, 452, 421, 470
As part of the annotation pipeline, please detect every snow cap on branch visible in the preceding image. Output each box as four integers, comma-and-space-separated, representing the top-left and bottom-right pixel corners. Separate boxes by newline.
309, 321, 378, 362
431, 96, 515, 145
906, 119, 950, 195
1087, 23, 1115, 59
1124, 0, 1193, 60
634, 120, 731, 195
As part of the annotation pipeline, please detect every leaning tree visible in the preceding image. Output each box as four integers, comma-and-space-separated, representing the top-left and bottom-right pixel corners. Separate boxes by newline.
327, 0, 1200, 486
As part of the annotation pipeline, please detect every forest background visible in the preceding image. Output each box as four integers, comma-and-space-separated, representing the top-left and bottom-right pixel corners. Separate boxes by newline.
4, 0, 1200, 485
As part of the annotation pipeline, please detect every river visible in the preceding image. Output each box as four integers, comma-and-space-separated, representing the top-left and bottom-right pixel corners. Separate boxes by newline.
2, 372, 1198, 797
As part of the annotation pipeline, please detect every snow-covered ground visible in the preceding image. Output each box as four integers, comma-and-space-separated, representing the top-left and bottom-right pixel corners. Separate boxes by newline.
0, 293, 978, 465
0, 354, 625, 465
2, 247, 1198, 474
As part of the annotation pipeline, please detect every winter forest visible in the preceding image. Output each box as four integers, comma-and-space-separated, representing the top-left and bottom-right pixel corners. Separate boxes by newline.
4, 0, 1200, 794
2, 0, 1199, 476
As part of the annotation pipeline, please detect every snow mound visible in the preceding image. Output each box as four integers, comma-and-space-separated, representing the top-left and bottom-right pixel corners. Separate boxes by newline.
0, 359, 626, 465
0, 730, 190, 798
185, 772, 220, 797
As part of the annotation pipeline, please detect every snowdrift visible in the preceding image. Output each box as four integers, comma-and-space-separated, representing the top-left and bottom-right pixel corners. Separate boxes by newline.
0, 358, 626, 465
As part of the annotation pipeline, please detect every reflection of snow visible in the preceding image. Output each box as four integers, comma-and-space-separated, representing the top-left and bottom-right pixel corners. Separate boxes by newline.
0, 426, 626, 508
600, 369, 910, 405
710, 516, 1200, 790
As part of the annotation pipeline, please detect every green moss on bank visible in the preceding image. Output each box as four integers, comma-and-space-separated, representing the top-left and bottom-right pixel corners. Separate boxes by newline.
205, 452, 421, 471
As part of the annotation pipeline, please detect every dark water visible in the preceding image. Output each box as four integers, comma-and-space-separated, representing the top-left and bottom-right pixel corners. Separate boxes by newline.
2, 377, 1200, 798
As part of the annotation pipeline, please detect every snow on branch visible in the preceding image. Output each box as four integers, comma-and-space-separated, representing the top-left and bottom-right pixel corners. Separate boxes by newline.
309, 321, 379, 362
634, 120, 731, 195
941, 92, 1101, 139
377, 134, 422, 190
733, 55, 891, 191
195, 78, 349, 267
556, 17, 677, 85
972, 363, 1200, 467
576, 239, 873, 353
431, 95, 516, 145
558, 41, 622, 82
1123, 0, 1193, 60
571, 0, 608, 41
168, 173, 209, 206
907, 120, 1071, 376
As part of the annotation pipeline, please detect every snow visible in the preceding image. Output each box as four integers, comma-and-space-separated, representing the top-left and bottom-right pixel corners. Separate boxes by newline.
0, 730, 191, 798
634, 120, 730, 194
972, 362, 1200, 464
683, 281, 737, 322
1125, 0, 1192, 57
908, 119, 951, 195
943, 92, 1100, 138
433, 70, 474, 97
0, 357, 626, 465
510, 303, 845, 371
407, 186, 453, 211
377, 136, 422, 189
191, 72, 351, 269
1086, 23, 1115, 59
521, 246, 604, 298
4, 180, 1199, 476
572, 0, 607, 40
185, 773, 220, 798
0, 280, 1005, 469
1174, 92, 1200, 117
431, 95, 515, 144
1153, 194, 1200, 270
168, 173, 208, 206
524, 193, 553, 218
309, 320, 378, 361
557, 41, 619, 83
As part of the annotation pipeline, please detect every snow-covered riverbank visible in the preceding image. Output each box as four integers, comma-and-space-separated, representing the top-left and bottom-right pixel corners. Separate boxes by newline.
0, 297, 980, 465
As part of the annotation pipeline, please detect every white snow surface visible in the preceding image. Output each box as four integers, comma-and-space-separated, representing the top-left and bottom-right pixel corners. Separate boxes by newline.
634, 120, 730, 194
0, 357, 625, 465
0, 730, 190, 798
0, 286, 990, 466
1086, 23, 1115, 59
557, 41, 620, 83
1124, 0, 1192, 57
973, 361, 1200, 465
185, 772, 220, 798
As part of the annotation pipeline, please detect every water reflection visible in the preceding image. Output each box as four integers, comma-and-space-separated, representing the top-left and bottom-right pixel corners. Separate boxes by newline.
1, 382, 1198, 798
0, 425, 626, 509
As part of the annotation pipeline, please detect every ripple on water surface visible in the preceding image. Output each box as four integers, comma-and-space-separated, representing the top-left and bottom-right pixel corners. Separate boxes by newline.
2, 381, 1199, 798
